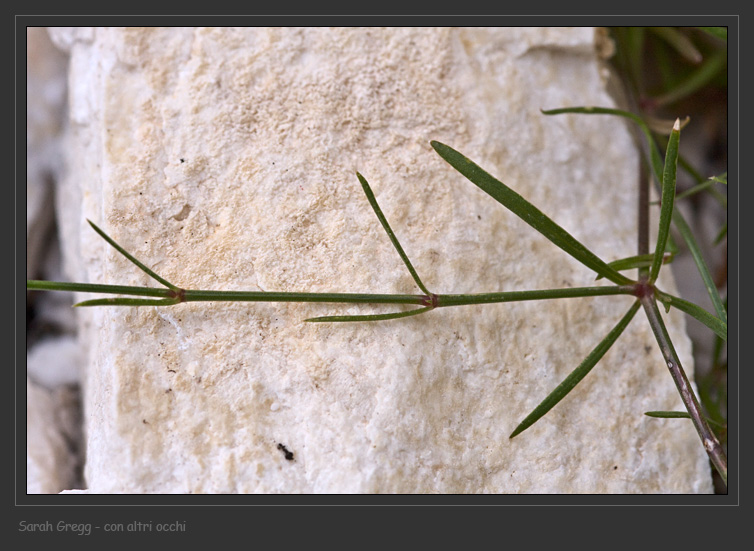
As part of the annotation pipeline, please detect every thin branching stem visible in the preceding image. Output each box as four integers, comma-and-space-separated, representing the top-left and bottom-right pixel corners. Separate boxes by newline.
542, 107, 727, 324
435, 286, 635, 307
26, 121, 727, 491
27, 279, 635, 311
641, 296, 727, 485
182, 290, 425, 305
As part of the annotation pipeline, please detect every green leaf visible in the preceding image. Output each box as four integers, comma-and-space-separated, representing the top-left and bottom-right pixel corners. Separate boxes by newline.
714, 221, 727, 245
430, 141, 632, 285
650, 27, 702, 64
649, 119, 680, 283
596, 253, 673, 280
644, 411, 691, 419
611, 27, 646, 95
645, 411, 727, 433
697, 27, 727, 42
75, 297, 181, 307
655, 290, 727, 341
651, 50, 726, 107
674, 178, 725, 203
670, 210, 727, 325
356, 172, 431, 295
709, 172, 727, 185
87, 220, 178, 290
305, 306, 432, 323
509, 301, 641, 438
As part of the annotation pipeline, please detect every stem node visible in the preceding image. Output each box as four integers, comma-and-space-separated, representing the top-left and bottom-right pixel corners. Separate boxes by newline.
168, 288, 187, 303
421, 293, 439, 309
633, 281, 655, 299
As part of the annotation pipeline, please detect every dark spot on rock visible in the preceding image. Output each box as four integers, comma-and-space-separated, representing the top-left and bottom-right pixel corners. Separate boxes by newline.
277, 443, 294, 461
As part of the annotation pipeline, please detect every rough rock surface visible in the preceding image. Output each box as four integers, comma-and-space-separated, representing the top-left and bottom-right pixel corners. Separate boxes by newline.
27, 26, 66, 277
27, 378, 82, 493
49, 27, 712, 493
26, 27, 83, 495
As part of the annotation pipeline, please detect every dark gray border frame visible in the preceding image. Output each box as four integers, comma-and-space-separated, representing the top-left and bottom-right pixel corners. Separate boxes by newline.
15, 13, 741, 540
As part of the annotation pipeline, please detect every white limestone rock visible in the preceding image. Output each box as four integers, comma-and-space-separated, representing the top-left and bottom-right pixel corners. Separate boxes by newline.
58, 27, 712, 493
27, 27, 66, 278
27, 334, 82, 389
26, 378, 81, 493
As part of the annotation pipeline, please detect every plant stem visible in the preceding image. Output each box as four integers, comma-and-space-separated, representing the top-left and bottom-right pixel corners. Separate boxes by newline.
182, 290, 425, 305
27, 280, 636, 309
640, 295, 727, 485
435, 285, 635, 307
27, 280, 173, 298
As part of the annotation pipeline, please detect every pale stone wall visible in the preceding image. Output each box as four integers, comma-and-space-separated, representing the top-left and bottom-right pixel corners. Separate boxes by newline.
26, 27, 83, 494
44, 27, 712, 493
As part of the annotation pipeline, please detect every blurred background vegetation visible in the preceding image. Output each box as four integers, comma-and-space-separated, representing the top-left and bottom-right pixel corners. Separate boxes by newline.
607, 26, 728, 493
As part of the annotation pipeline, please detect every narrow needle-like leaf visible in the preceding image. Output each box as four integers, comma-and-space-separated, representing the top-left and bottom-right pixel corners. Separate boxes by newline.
430, 141, 632, 285
655, 290, 726, 341
644, 411, 692, 419
671, 209, 727, 325
714, 222, 727, 245
709, 172, 727, 185
675, 179, 723, 202
652, 50, 726, 107
596, 253, 673, 280
509, 300, 641, 438
649, 119, 680, 282
697, 27, 727, 41
87, 219, 179, 290
26, 280, 173, 298
645, 411, 727, 429
651, 27, 702, 63
356, 172, 431, 295
75, 297, 181, 307
305, 306, 433, 323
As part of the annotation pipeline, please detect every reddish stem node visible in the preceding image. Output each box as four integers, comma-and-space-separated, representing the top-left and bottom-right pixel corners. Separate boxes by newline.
634, 281, 655, 299
168, 288, 187, 303
421, 293, 439, 308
